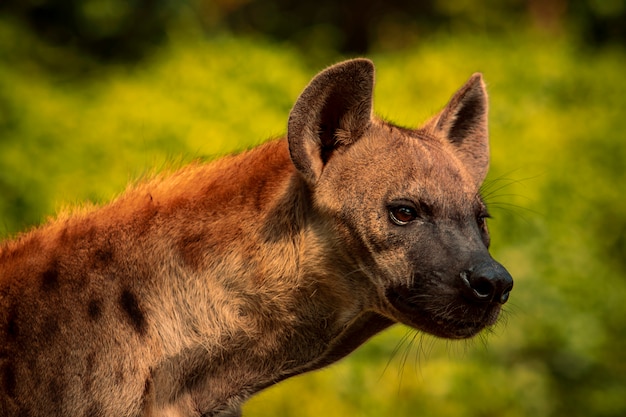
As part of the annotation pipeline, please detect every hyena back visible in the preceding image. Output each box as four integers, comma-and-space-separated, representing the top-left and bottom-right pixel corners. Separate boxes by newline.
0, 59, 513, 417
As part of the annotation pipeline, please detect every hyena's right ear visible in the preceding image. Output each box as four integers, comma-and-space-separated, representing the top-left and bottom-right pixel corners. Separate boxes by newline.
288, 59, 374, 183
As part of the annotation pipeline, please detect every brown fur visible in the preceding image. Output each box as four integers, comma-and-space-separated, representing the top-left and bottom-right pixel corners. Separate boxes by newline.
0, 59, 512, 417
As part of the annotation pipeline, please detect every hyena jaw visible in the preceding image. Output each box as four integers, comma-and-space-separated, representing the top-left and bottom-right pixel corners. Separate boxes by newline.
0, 59, 512, 417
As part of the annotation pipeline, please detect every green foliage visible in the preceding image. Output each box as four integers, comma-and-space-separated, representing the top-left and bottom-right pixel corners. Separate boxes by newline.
0, 19, 307, 235
1, 16, 625, 417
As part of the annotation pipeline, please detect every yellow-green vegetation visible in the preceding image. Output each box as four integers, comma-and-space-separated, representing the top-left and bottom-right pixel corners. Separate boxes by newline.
1, 16, 625, 417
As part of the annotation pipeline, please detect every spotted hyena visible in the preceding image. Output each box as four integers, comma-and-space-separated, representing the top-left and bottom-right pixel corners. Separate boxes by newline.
0, 59, 512, 417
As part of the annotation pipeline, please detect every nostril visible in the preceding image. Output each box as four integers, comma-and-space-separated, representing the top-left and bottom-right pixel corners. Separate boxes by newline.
461, 264, 514, 304
469, 276, 495, 300
500, 282, 514, 304
460, 271, 493, 302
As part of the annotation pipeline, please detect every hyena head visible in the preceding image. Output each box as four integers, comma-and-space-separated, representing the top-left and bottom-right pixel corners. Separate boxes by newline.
288, 59, 513, 339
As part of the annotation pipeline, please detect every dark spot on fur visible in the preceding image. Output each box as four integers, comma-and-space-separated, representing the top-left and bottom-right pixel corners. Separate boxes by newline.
6, 305, 18, 339
2, 363, 16, 398
87, 299, 102, 321
16, 407, 33, 417
48, 377, 64, 405
115, 367, 125, 384
120, 289, 147, 335
41, 315, 60, 340
41, 264, 60, 291
92, 248, 114, 268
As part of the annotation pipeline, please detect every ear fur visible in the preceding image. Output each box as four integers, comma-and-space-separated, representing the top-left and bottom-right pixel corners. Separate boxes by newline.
288, 59, 374, 183
424, 73, 490, 186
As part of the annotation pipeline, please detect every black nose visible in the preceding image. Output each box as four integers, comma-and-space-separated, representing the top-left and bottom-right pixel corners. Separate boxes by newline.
461, 261, 513, 304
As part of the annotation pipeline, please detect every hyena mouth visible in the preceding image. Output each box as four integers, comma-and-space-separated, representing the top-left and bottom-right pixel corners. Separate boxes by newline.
384, 286, 501, 339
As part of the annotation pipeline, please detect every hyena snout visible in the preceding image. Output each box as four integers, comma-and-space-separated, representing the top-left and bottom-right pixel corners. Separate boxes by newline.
461, 259, 513, 305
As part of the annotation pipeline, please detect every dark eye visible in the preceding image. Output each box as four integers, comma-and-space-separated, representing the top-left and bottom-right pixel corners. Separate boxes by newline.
477, 212, 491, 246
477, 214, 487, 228
477, 211, 490, 229
389, 206, 418, 226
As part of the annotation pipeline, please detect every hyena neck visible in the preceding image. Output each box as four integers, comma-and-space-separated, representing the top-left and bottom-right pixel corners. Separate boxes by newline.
142, 139, 392, 408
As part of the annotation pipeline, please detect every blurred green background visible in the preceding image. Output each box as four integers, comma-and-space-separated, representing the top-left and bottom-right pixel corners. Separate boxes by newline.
1, 1, 625, 416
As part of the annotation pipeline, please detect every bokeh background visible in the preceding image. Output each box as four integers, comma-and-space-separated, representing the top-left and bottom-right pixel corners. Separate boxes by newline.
1, 1, 625, 416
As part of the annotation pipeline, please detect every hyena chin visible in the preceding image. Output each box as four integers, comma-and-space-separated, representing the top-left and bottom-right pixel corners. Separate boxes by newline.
1, 59, 513, 416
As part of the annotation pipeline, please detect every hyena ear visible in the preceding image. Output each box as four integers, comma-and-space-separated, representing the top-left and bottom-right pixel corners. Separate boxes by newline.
424, 73, 490, 186
288, 59, 374, 183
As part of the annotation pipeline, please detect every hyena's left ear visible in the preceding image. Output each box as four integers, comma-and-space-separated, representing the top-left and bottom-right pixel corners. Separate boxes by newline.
288, 59, 374, 183
424, 73, 490, 186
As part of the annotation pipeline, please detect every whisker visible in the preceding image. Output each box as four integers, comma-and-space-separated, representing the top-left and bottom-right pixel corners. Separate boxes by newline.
380, 329, 413, 380
481, 171, 542, 199
420, 333, 438, 362
487, 203, 541, 226
397, 330, 422, 387
480, 172, 542, 223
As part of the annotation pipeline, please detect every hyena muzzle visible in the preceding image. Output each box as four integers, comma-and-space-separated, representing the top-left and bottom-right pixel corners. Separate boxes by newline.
0, 59, 513, 417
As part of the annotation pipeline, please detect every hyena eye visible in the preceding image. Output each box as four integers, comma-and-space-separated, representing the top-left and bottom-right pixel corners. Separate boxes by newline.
477, 211, 490, 229
477, 212, 491, 247
477, 214, 487, 228
389, 206, 418, 226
